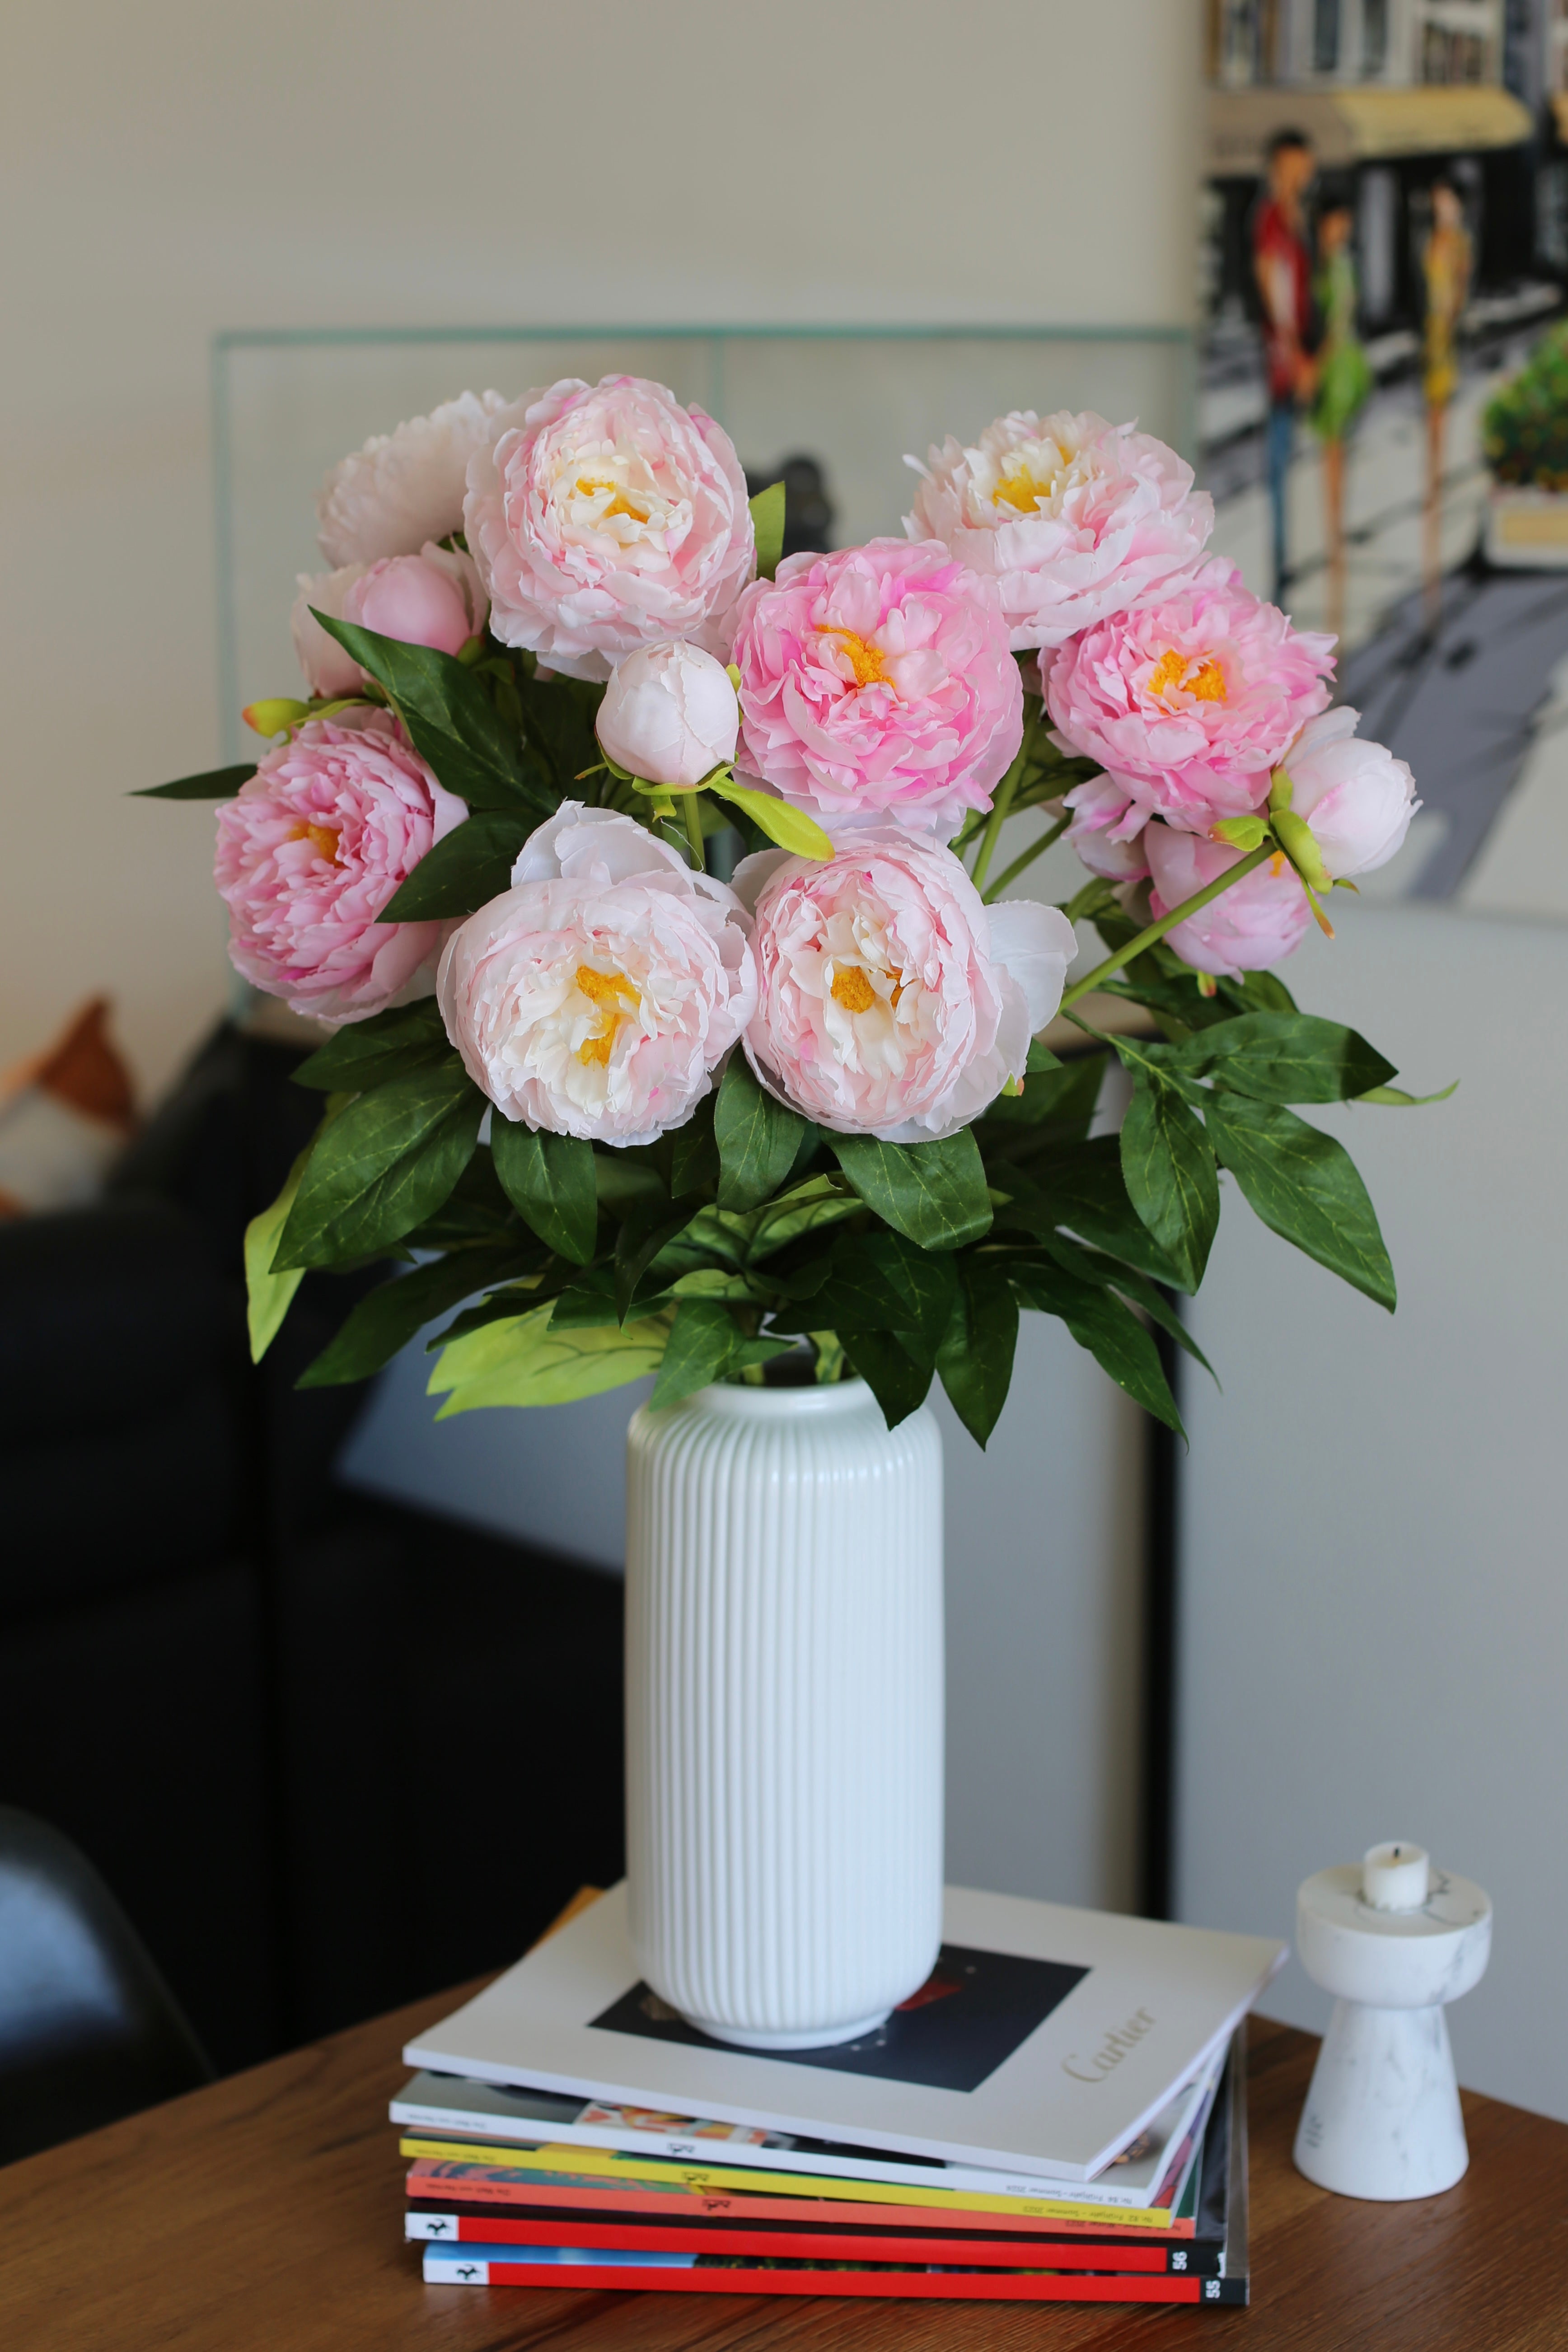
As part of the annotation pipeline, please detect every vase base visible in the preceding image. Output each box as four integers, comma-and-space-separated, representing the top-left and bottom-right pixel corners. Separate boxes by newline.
679, 2006, 893, 2051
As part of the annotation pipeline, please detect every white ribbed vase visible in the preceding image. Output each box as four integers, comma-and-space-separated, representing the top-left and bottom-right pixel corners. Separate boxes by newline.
625, 1379, 944, 2049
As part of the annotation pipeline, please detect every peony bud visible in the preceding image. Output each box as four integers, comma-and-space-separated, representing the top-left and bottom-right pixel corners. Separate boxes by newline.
596, 642, 740, 789
1146, 822, 1311, 979
345, 550, 478, 658
1278, 708, 1419, 881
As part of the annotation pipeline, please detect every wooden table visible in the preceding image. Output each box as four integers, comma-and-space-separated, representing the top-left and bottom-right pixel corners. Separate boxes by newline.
4, 1926, 1565, 2349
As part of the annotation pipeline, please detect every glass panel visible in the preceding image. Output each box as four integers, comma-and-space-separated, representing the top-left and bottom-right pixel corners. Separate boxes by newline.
215, 326, 1191, 753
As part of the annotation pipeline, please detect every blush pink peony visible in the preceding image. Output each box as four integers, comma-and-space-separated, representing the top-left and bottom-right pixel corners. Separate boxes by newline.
437, 804, 756, 1147
596, 642, 740, 788
215, 712, 468, 1026
1282, 706, 1420, 880
1046, 557, 1336, 832
317, 391, 509, 567
291, 545, 488, 697
463, 375, 754, 683
903, 409, 1214, 651
735, 833, 1075, 1141
1062, 776, 1151, 881
730, 539, 1024, 837
1145, 823, 1311, 978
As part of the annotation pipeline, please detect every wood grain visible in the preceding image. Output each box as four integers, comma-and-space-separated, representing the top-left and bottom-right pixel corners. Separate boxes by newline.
3, 1898, 1565, 2351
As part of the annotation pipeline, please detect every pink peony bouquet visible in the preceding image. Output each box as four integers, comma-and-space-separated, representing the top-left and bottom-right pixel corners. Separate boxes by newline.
145, 378, 1435, 1444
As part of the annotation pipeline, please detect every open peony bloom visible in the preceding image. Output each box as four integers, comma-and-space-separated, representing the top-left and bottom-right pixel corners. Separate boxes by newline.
730, 539, 1024, 837
215, 712, 468, 1026
1145, 823, 1311, 979
437, 804, 756, 1147
903, 409, 1214, 651
317, 391, 509, 567
596, 642, 740, 789
1281, 706, 1420, 880
1047, 557, 1336, 833
735, 833, 1076, 1141
291, 545, 488, 697
463, 375, 755, 683
1062, 776, 1151, 882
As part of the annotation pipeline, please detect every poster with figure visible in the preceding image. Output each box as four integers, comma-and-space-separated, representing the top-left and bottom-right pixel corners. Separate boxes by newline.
1202, 0, 1568, 919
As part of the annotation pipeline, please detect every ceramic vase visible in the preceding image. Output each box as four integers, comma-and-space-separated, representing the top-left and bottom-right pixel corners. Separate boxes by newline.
624, 1378, 944, 2048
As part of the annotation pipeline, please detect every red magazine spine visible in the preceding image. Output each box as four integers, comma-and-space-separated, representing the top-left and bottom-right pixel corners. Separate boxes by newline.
412, 2212, 1184, 2270
431, 2258, 1228, 2302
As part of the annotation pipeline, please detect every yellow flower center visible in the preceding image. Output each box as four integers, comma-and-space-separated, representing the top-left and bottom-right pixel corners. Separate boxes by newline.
576, 475, 650, 524
1148, 649, 1227, 704
992, 458, 1061, 514
816, 627, 893, 690
287, 821, 341, 863
830, 965, 878, 1013
574, 963, 637, 1066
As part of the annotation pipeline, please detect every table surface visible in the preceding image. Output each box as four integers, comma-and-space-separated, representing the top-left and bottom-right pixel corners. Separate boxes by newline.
5, 1892, 1565, 2352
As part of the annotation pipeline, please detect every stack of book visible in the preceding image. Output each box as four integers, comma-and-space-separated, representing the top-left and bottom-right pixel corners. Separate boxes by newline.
393, 1883, 1282, 2307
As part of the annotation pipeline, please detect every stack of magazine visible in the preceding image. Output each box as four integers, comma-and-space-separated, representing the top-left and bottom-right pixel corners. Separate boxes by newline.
393, 1883, 1282, 2306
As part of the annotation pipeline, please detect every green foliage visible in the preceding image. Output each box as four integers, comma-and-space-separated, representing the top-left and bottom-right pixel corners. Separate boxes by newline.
291, 1001, 450, 1094
380, 809, 534, 920
715, 1055, 807, 1211
749, 481, 786, 580
936, 1257, 1019, 1449
1204, 1094, 1397, 1310
243, 1143, 312, 1362
1151, 1013, 1396, 1104
1118, 1072, 1220, 1293
649, 1298, 794, 1410
830, 1131, 993, 1252
429, 1300, 673, 1415
296, 1241, 545, 1387
491, 1122, 599, 1265
273, 1059, 484, 1269
311, 614, 555, 814
135, 763, 257, 800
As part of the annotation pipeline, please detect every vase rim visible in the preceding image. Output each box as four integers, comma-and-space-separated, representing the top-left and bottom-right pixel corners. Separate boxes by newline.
678, 1377, 875, 1418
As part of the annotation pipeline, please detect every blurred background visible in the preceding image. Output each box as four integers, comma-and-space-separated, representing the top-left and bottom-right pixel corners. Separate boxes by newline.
2, 0, 1563, 2137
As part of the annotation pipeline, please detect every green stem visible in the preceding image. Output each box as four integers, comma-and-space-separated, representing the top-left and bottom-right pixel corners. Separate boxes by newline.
982, 812, 1071, 903
679, 793, 706, 873
969, 735, 1032, 893
1058, 842, 1274, 1010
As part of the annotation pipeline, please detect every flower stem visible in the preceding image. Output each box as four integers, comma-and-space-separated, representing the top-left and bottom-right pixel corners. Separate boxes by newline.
981, 812, 1071, 904
1058, 842, 1274, 1010
679, 793, 706, 873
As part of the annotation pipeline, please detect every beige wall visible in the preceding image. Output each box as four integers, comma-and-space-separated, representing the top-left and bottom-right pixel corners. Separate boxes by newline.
1, 0, 1201, 1096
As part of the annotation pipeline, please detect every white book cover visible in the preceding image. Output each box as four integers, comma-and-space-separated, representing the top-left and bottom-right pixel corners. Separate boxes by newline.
392, 2047, 1219, 2209
403, 1882, 1282, 2182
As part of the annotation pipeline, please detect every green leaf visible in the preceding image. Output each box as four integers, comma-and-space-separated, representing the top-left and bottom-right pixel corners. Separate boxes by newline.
743, 1170, 862, 1263
311, 614, 552, 814
291, 1000, 450, 1094
1211, 814, 1271, 852
1119, 1077, 1219, 1291
274, 1059, 483, 1269
996, 1140, 1186, 1288
797, 1231, 959, 1351
1205, 1094, 1396, 1311
1162, 1013, 1397, 1105
379, 810, 533, 921
1357, 1080, 1459, 1107
296, 1243, 544, 1388
669, 1091, 721, 1197
648, 1297, 793, 1410
243, 1144, 311, 1362
134, 762, 256, 801
830, 1131, 993, 1253
705, 771, 832, 859
428, 1300, 672, 1415
978, 1049, 1106, 1138
1009, 1258, 1184, 1436
838, 1328, 935, 1428
615, 1197, 702, 1319
936, 1257, 1019, 1448
714, 1054, 808, 1212
490, 1121, 599, 1265
1036, 1231, 1216, 1384
749, 480, 786, 580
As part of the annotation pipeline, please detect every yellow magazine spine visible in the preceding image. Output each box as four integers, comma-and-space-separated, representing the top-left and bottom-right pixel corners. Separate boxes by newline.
396, 2137, 1169, 2229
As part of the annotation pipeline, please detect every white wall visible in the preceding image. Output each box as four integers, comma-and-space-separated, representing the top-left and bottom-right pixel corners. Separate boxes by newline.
1, 0, 1200, 1098
1176, 905, 1568, 2119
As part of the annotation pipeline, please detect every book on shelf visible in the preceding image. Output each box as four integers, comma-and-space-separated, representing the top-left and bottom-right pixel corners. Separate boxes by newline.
403, 1879, 1282, 2183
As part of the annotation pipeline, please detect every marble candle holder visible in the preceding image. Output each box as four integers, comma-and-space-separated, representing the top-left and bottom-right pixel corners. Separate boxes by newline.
1292, 1842, 1492, 2202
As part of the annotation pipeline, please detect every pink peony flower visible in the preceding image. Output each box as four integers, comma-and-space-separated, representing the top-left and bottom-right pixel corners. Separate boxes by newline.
596, 642, 740, 788
735, 833, 1076, 1141
1282, 706, 1420, 880
903, 410, 1214, 650
317, 391, 509, 566
730, 539, 1024, 837
1046, 558, 1336, 833
292, 545, 488, 697
1063, 776, 1151, 881
437, 804, 756, 1147
215, 713, 468, 1026
1145, 823, 1310, 979
463, 375, 754, 683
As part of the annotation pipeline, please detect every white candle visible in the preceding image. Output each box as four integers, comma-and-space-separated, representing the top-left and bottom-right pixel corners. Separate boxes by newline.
1362, 1841, 1430, 1912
